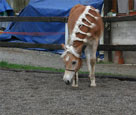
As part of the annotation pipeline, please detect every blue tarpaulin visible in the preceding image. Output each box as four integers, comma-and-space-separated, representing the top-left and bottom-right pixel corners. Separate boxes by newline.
0, 0, 14, 15
0, 0, 103, 52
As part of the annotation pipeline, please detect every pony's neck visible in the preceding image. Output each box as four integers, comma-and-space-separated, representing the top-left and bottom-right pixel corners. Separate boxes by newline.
73, 41, 84, 56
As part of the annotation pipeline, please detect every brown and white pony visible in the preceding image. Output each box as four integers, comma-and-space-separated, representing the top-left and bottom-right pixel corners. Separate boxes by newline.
61, 4, 103, 87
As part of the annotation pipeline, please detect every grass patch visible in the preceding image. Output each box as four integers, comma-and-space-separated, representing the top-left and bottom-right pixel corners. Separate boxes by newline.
95, 72, 124, 77
79, 70, 124, 77
0, 61, 129, 77
0, 61, 64, 72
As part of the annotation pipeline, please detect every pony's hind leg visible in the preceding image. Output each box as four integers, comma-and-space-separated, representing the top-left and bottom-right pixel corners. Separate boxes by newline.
72, 72, 79, 87
90, 58, 96, 87
85, 40, 98, 87
90, 40, 98, 87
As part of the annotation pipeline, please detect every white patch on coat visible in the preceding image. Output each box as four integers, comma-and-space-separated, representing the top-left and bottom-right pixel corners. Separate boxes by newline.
61, 45, 80, 58
63, 70, 75, 82
70, 6, 98, 44
90, 6, 99, 13
66, 56, 70, 62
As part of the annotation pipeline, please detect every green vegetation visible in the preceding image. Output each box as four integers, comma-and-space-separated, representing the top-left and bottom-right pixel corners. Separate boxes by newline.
0, 61, 127, 77
0, 61, 64, 72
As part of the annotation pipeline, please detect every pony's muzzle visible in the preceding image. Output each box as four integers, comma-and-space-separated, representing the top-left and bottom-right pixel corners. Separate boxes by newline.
63, 70, 75, 85
65, 80, 71, 85
63, 76, 72, 85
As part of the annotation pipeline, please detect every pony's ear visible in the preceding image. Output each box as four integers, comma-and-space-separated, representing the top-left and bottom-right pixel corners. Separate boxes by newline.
61, 44, 66, 50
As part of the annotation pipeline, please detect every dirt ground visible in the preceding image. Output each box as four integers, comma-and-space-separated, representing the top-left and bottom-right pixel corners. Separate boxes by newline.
0, 69, 136, 115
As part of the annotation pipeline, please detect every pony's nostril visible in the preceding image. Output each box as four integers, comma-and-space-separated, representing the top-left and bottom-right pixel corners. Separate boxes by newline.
65, 80, 71, 85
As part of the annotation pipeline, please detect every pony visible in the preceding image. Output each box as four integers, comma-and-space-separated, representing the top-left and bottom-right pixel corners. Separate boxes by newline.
61, 4, 103, 87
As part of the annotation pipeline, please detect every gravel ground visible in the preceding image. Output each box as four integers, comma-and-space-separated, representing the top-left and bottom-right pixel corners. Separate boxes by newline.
0, 69, 136, 115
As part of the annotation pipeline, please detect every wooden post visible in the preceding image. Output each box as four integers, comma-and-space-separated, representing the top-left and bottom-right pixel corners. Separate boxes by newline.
104, 22, 112, 62
112, 0, 117, 12
115, 51, 124, 64
104, 0, 112, 16
104, 0, 112, 62
129, 0, 134, 10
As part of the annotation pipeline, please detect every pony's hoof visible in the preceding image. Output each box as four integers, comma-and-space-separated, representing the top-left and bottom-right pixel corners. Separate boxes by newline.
90, 83, 96, 87
72, 84, 78, 88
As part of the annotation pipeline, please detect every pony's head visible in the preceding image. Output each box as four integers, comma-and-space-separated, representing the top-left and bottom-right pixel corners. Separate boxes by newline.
61, 44, 82, 85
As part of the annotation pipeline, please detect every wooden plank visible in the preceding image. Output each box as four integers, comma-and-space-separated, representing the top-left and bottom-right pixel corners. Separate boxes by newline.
103, 15, 136, 22
0, 42, 62, 50
1, 15, 136, 23
0, 16, 68, 23
98, 45, 136, 51
0, 42, 135, 51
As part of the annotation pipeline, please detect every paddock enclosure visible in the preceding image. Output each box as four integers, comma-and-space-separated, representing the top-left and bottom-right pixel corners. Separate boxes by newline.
0, 69, 136, 115
0, 1, 136, 114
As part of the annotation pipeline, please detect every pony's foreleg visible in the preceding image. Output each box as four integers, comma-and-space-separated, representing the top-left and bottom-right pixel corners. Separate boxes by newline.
72, 72, 78, 87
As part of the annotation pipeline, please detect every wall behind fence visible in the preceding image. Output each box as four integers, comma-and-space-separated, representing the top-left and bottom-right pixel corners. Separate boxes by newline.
6, 0, 30, 13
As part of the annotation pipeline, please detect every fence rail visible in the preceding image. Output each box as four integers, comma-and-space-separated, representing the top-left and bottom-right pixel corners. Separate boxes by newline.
0, 16, 136, 51
103, 15, 136, 22
0, 42, 135, 51
1, 15, 134, 22
0, 16, 68, 22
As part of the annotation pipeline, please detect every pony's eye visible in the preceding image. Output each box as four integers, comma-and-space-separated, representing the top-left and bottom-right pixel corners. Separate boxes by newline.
72, 61, 77, 65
